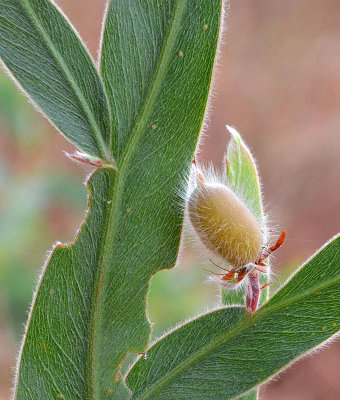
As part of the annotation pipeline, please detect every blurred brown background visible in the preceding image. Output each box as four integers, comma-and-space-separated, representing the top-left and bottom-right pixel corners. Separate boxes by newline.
0, 0, 339, 399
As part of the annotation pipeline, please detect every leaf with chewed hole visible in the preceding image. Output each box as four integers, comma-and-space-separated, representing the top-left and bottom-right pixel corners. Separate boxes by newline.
13, 1, 223, 399
126, 234, 340, 400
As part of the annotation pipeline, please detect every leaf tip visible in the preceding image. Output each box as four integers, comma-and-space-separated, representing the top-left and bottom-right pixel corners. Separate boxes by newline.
226, 124, 242, 143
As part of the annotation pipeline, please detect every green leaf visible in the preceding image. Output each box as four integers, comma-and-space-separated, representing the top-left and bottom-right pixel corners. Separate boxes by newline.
126, 234, 340, 400
14, 169, 113, 400
222, 128, 268, 308
237, 391, 257, 400
0, 0, 111, 159
14, 1, 223, 398
225, 126, 263, 220
100, 0, 220, 160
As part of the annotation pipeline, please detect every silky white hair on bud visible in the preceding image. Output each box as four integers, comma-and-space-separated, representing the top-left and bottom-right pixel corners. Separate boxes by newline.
179, 162, 266, 272
178, 128, 286, 312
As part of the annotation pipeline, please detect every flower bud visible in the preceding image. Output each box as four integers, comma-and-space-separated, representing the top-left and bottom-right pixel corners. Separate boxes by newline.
188, 183, 262, 267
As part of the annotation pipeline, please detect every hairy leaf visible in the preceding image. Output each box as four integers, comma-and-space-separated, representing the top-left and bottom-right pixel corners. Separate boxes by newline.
223, 128, 268, 309
237, 392, 257, 400
100, 0, 220, 160
126, 235, 340, 400
14, 1, 223, 398
226, 126, 263, 220
0, 0, 111, 159
14, 169, 114, 399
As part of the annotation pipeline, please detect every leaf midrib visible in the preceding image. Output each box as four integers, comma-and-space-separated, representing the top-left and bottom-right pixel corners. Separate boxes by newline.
118, 0, 187, 165
88, 1, 189, 397
132, 275, 339, 400
20, 0, 110, 160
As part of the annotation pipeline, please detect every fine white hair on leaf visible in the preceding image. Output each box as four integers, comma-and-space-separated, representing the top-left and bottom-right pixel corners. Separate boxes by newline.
269, 234, 340, 300
0, 0, 102, 159
255, 330, 340, 395
225, 125, 264, 221
97, 0, 111, 68
11, 172, 96, 399
194, 0, 230, 159
124, 303, 234, 379
11, 239, 62, 400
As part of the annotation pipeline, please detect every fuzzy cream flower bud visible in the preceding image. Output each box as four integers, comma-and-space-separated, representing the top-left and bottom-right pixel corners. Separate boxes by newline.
188, 182, 262, 267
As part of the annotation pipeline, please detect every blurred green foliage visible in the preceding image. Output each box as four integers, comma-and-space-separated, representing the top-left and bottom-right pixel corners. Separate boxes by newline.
0, 72, 45, 149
